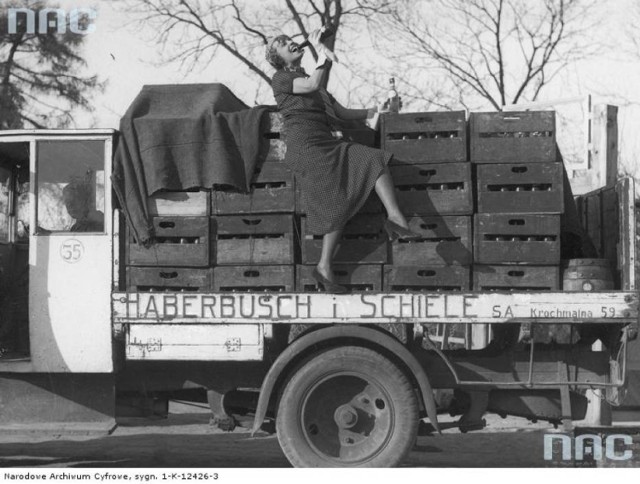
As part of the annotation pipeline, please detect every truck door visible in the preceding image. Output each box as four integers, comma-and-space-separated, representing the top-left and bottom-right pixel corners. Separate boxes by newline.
30, 135, 114, 372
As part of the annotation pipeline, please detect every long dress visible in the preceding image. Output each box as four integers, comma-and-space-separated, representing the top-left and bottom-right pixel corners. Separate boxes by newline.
271, 68, 392, 235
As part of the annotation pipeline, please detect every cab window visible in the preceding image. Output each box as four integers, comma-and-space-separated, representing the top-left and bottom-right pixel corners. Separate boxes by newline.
0, 168, 10, 243
36, 140, 105, 234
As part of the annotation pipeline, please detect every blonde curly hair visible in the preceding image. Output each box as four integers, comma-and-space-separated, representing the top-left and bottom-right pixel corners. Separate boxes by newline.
265, 35, 290, 69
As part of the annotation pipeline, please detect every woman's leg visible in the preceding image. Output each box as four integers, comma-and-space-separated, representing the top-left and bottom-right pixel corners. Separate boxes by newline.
375, 168, 410, 229
317, 228, 343, 281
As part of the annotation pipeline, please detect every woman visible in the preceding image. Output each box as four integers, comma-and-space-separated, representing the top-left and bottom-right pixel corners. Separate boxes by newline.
266, 30, 418, 293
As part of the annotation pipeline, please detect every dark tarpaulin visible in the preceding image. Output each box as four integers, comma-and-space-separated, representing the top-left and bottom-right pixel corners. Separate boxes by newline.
112, 83, 271, 245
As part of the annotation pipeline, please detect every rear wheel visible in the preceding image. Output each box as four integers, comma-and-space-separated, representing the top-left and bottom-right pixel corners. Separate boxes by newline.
276, 346, 419, 467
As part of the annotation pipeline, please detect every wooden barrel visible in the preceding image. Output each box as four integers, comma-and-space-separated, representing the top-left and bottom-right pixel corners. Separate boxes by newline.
562, 258, 614, 291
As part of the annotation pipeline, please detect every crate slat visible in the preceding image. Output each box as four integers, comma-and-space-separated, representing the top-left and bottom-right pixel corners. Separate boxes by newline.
147, 191, 210, 216
383, 265, 470, 292
126, 267, 213, 292
213, 265, 294, 292
296, 264, 382, 292
473, 265, 560, 291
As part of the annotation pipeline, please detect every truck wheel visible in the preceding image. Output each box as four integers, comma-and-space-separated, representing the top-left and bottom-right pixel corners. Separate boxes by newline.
276, 346, 419, 467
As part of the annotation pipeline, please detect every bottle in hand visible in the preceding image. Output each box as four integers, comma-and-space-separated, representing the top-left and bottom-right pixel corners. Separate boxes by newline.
387, 77, 401, 113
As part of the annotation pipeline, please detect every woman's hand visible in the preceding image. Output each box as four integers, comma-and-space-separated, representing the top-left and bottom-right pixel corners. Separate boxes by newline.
366, 106, 379, 119
308, 29, 323, 48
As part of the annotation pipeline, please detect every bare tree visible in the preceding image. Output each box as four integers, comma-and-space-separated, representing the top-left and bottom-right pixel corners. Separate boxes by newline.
370, 0, 598, 111
0, 0, 102, 129
126, 0, 393, 101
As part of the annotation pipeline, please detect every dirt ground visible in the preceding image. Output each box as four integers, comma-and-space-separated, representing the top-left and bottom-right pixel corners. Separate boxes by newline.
0, 403, 637, 469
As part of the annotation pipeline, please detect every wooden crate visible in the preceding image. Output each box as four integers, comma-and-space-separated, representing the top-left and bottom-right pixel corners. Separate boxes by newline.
213, 265, 294, 292
470, 111, 556, 163
473, 265, 560, 291
211, 162, 294, 214
212, 214, 295, 265
391, 162, 473, 215
383, 265, 470, 292
127, 216, 209, 267
391, 216, 472, 265
382, 111, 467, 164
126, 267, 213, 292
476, 162, 564, 214
296, 264, 382, 292
147, 191, 209, 216
474, 214, 561, 264
301, 214, 388, 264
295, 179, 381, 214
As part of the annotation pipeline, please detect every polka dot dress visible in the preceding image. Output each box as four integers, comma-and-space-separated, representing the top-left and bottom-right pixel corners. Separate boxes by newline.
272, 69, 391, 235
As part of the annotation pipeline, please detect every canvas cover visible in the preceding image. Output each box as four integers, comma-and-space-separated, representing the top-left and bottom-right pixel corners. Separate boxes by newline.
112, 83, 271, 244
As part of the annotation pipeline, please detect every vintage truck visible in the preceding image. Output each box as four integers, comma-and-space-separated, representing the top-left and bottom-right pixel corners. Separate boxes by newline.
0, 107, 637, 467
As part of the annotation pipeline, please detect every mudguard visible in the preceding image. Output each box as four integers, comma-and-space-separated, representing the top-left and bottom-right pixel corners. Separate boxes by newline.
251, 325, 440, 434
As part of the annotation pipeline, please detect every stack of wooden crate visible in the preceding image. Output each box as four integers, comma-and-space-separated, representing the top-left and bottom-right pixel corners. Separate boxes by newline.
126, 191, 213, 292
125, 112, 297, 293
381, 111, 473, 293
210, 113, 296, 292
471, 111, 563, 292
124, 109, 568, 301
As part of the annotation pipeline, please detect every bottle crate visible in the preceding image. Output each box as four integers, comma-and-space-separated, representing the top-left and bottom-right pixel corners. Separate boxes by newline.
474, 214, 561, 264
391, 162, 473, 216
382, 111, 467, 164
383, 265, 470, 292
476, 162, 564, 214
212, 265, 295, 292
211, 162, 294, 214
390, 216, 472, 266
127, 216, 210, 267
126, 267, 213, 292
470, 111, 556, 163
472, 265, 560, 291
212, 214, 295, 265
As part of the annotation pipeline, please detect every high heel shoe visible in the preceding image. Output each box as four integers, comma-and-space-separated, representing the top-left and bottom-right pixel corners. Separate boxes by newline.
312, 268, 348, 294
384, 219, 421, 241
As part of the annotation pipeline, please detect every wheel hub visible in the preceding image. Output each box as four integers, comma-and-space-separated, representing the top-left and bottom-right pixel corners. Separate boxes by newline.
334, 404, 358, 429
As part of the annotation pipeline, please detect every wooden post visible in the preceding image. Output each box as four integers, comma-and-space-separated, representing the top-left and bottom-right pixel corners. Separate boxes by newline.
569, 104, 618, 195
591, 104, 618, 188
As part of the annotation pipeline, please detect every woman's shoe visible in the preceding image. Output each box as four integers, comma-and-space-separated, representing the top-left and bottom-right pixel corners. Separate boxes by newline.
312, 268, 348, 294
384, 219, 421, 241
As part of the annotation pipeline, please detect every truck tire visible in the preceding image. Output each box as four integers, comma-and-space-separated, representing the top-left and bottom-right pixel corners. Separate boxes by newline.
276, 346, 419, 467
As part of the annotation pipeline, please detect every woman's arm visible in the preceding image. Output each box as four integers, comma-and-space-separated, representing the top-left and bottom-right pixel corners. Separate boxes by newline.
292, 30, 331, 94
332, 98, 376, 121
292, 66, 329, 94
